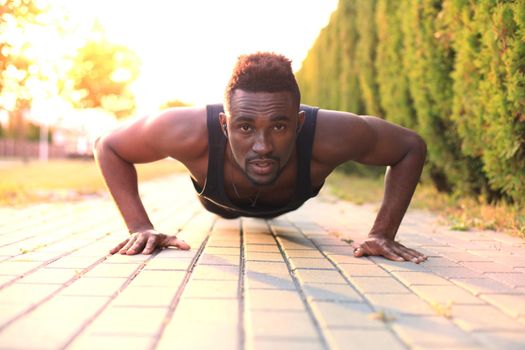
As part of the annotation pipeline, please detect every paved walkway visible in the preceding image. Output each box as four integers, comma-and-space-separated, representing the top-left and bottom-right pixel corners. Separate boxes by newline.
0, 174, 524, 350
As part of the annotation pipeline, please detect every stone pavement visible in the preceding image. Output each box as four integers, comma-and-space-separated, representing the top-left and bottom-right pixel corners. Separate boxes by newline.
0, 174, 524, 350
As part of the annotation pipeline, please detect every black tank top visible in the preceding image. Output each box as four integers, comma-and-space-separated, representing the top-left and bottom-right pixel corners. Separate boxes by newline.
191, 103, 322, 219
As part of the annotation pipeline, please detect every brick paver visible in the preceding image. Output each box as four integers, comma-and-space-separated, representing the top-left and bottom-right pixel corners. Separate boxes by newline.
0, 173, 524, 349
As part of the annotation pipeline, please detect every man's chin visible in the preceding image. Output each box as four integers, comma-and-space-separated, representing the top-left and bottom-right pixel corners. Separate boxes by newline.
246, 172, 279, 187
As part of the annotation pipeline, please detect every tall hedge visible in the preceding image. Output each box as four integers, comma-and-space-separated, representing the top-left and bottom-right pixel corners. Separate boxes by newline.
336, 0, 363, 113
444, 0, 525, 202
355, 0, 382, 116
296, 0, 525, 205
401, 0, 485, 194
297, 0, 363, 114
375, 0, 416, 128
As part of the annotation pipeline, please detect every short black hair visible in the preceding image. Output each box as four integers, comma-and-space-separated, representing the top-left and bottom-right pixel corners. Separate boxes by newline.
224, 52, 301, 112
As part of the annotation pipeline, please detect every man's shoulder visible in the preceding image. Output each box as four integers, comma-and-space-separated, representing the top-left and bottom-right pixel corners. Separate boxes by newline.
140, 105, 209, 163
151, 105, 208, 141
315, 108, 359, 122
155, 105, 208, 127
313, 108, 363, 142
311, 108, 370, 168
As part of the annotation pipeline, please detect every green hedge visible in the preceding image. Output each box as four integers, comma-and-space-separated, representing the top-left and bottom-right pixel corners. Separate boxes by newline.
296, 0, 525, 205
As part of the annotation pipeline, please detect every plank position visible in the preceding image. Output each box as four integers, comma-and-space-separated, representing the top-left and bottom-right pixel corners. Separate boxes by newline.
95, 52, 428, 263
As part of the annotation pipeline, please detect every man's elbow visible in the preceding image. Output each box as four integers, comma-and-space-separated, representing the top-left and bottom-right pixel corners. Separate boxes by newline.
409, 133, 427, 162
93, 135, 105, 157
93, 136, 101, 152
93, 134, 113, 160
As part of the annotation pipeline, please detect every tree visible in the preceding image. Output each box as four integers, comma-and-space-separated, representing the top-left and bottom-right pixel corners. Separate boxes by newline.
0, 0, 42, 159
443, 0, 525, 203
297, 0, 525, 205
160, 99, 191, 109
0, 0, 41, 103
68, 23, 140, 119
375, 0, 416, 128
355, 0, 382, 117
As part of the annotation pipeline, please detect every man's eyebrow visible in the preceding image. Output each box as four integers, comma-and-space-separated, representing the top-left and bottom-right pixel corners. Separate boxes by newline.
270, 115, 291, 122
233, 116, 255, 123
232, 115, 291, 122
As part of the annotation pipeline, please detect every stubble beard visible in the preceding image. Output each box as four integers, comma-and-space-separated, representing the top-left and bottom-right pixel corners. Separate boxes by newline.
241, 156, 282, 187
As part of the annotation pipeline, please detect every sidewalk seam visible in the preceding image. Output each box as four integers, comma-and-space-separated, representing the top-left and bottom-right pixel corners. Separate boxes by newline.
288, 219, 412, 350
267, 219, 330, 350
239, 218, 246, 350
148, 216, 216, 350
0, 253, 108, 333
60, 253, 160, 349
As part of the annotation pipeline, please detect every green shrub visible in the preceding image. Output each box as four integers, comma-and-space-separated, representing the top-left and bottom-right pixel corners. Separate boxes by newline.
444, 0, 525, 204
296, 0, 524, 206
375, 0, 417, 128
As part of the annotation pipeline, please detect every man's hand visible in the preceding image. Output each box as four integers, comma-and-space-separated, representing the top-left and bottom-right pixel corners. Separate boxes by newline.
110, 229, 191, 255
353, 236, 427, 263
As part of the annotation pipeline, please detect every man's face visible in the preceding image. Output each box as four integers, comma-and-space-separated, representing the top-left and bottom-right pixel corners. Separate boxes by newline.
221, 89, 304, 186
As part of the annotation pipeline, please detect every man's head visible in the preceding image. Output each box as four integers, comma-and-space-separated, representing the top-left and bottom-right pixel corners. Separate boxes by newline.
220, 52, 304, 187
223, 52, 301, 114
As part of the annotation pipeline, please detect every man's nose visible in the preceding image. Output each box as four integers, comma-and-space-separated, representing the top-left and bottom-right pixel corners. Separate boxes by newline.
252, 131, 273, 155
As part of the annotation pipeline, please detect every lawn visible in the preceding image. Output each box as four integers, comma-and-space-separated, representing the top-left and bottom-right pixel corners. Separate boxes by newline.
325, 171, 385, 205
325, 170, 525, 239
0, 158, 186, 206
2, 158, 523, 238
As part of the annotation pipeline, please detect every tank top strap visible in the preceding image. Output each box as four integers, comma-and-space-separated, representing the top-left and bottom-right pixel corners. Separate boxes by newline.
200, 103, 226, 195
295, 104, 319, 203
193, 103, 320, 218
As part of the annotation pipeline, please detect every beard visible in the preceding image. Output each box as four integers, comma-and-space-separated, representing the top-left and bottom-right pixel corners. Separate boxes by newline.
242, 156, 282, 187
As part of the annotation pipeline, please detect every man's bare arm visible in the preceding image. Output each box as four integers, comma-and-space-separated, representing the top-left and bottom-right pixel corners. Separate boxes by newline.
314, 110, 427, 263
94, 136, 153, 233
94, 107, 206, 255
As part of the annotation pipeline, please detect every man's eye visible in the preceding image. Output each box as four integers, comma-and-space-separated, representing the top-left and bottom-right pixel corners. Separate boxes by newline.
240, 124, 252, 132
274, 124, 286, 131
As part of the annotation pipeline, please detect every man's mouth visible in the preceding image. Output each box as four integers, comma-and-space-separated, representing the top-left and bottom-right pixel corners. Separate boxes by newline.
249, 159, 276, 175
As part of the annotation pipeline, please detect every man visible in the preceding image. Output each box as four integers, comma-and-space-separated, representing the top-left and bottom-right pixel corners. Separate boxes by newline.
95, 52, 428, 263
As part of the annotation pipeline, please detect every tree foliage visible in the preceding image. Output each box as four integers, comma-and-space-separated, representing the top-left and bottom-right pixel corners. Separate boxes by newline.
68, 24, 140, 119
355, 0, 381, 117
443, 0, 525, 202
296, 0, 525, 205
1, 4, 140, 126
0, 0, 42, 111
0, 0, 42, 148
375, 0, 416, 128
160, 99, 191, 110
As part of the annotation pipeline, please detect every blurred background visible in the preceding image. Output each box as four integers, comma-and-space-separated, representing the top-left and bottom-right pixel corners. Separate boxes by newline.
1, 0, 524, 234
0, 0, 337, 160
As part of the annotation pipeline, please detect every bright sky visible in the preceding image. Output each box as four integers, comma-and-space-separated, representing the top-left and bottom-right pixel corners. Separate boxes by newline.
51, 0, 338, 113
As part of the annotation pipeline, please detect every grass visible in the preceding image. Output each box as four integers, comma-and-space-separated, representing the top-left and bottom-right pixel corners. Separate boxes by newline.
325, 170, 525, 239
0, 158, 185, 206
3, 159, 524, 239
325, 171, 385, 205
411, 182, 525, 238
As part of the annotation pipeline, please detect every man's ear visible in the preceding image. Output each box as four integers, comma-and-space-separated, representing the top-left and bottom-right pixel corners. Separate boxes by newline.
219, 112, 228, 137
296, 111, 305, 134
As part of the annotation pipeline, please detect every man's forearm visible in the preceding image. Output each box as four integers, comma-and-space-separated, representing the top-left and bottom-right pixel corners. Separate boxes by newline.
94, 137, 154, 233
369, 138, 426, 240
